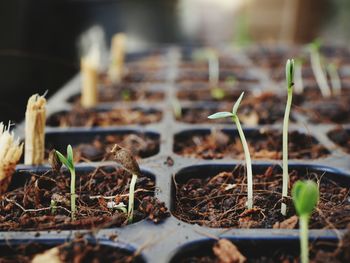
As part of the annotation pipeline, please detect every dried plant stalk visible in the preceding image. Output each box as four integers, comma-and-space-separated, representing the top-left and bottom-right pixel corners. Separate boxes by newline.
81, 57, 98, 108
24, 94, 46, 165
109, 33, 126, 83
0, 123, 23, 194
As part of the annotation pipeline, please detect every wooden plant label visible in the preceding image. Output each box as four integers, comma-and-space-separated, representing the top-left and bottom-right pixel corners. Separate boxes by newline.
24, 94, 46, 165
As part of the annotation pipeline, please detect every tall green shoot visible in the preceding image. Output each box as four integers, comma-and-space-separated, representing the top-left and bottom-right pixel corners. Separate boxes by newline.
281, 59, 294, 216
309, 40, 331, 97
208, 92, 253, 209
292, 180, 319, 263
55, 145, 76, 220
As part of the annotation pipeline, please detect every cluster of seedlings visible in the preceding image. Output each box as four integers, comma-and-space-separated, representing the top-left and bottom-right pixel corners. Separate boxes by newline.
0, 37, 350, 262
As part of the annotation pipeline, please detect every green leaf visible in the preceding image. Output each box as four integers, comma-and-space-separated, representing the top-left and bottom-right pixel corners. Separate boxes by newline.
286, 59, 295, 90
292, 180, 319, 216
208, 112, 233, 119
67, 145, 74, 167
55, 150, 70, 168
232, 92, 244, 115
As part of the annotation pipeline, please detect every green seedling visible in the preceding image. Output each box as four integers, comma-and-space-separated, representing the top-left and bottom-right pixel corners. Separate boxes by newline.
292, 180, 319, 263
225, 76, 236, 86
309, 40, 331, 97
192, 48, 224, 100
50, 199, 57, 215
121, 89, 131, 101
111, 144, 141, 223
281, 59, 294, 216
210, 87, 226, 100
55, 145, 76, 220
208, 92, 253, 209
327, 62, 341, 96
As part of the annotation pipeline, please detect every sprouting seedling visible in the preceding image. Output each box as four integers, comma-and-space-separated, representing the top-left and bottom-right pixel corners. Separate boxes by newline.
281, 59, 294, 216
171, 98, 182, 119
111, 144, 141, 223
327, 62, 341, 96
292, 180, 319, 263
208, 92, 253, 209
309, 40, 331, 98
294, 58, 304, 94
55, 145, 76, 220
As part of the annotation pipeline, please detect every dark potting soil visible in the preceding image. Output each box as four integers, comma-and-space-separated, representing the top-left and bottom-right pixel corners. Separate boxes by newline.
174, 130, 329, 160
0, 167, 169, 230
47, 133, 159, 163
67, 86, 164, 104
328, 127, 350, 153
176, 234, 350, 263
123, 70, 167, 83
0, 239, 140, 263
301, 99, 350, 124
173, 165, 350, 228
176, 69, 258, 84
177, 93, 289, 125
46, 107, 162, 127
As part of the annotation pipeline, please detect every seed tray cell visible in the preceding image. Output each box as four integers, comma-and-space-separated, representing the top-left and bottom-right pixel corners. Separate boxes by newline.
4, 46, 350, 262
44, 128, 160, 162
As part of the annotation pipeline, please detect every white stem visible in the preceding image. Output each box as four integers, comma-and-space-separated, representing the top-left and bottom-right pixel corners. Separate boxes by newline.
235, 117, 253, 209
310, 49, 331, 98
281, 89, 292, 216
327, 64, 341, 96
208, 55, 219, 87
294, 62, 304, 94
300, 215, 310, 263
128, 173, 138, 223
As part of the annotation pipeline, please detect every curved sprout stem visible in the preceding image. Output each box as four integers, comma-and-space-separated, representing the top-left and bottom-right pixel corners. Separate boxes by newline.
234, 116, 253, 209
281, 59, 294, 216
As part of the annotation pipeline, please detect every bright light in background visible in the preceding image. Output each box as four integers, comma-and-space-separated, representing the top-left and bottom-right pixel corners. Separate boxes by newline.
178, 0, 248, 44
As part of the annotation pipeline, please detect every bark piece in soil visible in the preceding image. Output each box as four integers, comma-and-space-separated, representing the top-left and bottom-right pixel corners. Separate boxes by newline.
173, 238, 343, 263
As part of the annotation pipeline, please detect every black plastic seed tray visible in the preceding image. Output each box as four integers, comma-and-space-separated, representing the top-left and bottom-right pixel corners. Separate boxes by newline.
2, 46, 350, 262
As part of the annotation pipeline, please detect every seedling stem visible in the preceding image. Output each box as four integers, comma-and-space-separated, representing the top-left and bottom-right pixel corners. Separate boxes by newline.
327, 63, 341, 96
292, 180, 319, 263
208, 92, 253, 209
281, 59, 294, 216
55, 145, 76, 220
128, 173, 138, 223
309, 41, 331, 97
